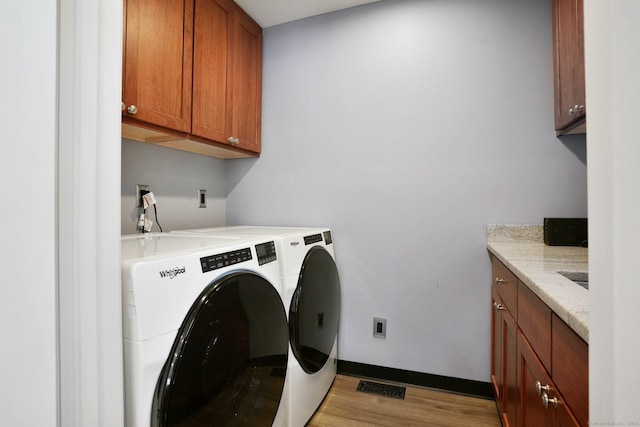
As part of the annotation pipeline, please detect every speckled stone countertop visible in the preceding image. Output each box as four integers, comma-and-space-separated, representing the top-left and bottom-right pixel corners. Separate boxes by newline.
486, 225, 589, 343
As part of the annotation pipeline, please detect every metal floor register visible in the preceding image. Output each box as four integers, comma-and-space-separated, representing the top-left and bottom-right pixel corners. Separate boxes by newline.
356, 380, 406, 400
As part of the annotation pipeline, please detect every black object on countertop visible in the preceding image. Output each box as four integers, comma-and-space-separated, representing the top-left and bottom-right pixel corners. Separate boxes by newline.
544, 218, 588, 247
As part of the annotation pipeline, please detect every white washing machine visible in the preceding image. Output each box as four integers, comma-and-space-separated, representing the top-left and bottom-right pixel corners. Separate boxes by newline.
121, 232, 289, 427
172, 226, 341, 427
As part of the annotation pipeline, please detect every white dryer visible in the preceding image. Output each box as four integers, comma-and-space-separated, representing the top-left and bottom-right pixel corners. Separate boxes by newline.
121, 233, 289, 427
172, 226, 341, 427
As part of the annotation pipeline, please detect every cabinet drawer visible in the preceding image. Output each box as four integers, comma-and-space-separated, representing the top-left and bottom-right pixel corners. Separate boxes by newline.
492, 258, 518, 317
518, 281, 551, 372
552, 313, 588, 427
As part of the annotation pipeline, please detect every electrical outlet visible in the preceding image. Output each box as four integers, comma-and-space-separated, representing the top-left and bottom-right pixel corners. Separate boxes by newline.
199, 189, 207, 208
373, 317, 387, 339
136, 184, 149, 208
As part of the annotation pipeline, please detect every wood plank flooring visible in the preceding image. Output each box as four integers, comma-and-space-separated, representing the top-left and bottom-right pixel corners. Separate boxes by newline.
306, 375, 501, 427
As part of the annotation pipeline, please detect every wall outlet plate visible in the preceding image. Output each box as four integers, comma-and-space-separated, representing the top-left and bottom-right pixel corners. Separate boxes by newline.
136, 184, 149, 208
199, 189, 207, 208
373, 317, 386, 339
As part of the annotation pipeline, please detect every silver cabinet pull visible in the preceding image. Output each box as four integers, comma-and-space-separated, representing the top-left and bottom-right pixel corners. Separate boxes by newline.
569, 104, 583, 115
127, 105, 138, 115
535, 380, 550, 395
495, 277, 505, 284
227, 137, 239, 145
121, 102, 126, 111
493, 302, 505, 311
541, 392, 558, 409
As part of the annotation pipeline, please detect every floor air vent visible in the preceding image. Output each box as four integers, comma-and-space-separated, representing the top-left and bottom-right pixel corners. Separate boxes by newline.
356, 380, 406, 400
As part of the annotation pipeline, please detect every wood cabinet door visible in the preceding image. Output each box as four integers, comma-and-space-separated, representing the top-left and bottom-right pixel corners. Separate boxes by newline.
552, 0, 585, 132
491, 287, 518, 427
123, 0, 193, 132
518, 332, 553, 427
191, 0, 233, 144
191, 0, 261, 153
518, 332, 580, 427
491, 287, 504, 406
230, 6, 262, 153
502, 306, 518, 427
552, 314, 588, 427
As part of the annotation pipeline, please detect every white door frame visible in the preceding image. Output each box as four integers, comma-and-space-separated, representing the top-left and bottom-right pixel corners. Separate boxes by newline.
57, 0, 124, 425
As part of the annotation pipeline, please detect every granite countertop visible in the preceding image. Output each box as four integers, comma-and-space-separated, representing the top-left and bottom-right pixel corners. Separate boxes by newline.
486, 225, 589, 343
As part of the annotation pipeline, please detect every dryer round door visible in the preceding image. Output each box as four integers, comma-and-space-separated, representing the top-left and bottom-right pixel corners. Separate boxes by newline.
289, 246, 341, 374
152, 271, 288, 427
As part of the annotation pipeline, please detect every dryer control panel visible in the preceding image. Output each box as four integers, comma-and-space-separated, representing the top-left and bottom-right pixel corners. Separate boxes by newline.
255, 241, 277, 265
200, 248, 252, 273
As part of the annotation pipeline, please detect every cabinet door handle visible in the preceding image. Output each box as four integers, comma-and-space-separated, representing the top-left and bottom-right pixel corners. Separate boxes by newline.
121, 102, 126, 111
127, 105, 138, 115
535, 380, 550, 395
228, 137, 239, 145
569, 104, 582, 115
493, 302, 505, 311
541, 392, 558, 409
495, 277, 505, 284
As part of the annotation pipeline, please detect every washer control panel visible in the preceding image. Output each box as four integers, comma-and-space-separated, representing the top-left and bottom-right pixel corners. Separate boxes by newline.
200, 247, 252, 273
304, 233, 323, 245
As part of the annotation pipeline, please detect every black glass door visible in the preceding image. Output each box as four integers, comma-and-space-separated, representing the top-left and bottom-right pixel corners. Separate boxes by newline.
152, 271, 288, 427
289, 247, 341, 374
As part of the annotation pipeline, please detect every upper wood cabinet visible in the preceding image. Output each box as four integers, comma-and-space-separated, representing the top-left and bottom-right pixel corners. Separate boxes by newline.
122, 0, 262, 158
552, 0, 586, 135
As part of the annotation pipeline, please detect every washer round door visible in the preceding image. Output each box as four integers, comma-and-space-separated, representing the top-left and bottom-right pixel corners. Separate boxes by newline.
152, 271, 288, 427
289, 246, 341, 374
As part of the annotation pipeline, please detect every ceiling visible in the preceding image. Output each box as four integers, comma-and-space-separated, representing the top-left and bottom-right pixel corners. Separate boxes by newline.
235, 0, 382, 28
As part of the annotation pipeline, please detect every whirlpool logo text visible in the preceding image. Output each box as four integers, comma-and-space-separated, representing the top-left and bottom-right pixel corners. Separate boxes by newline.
159, 266, 186, 279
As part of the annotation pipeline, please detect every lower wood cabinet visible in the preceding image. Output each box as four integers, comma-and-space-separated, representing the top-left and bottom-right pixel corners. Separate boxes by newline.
490, 257, 588, 426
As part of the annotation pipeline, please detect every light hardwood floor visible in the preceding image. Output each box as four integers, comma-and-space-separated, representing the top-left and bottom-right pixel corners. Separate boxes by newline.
306, 375, 501, 427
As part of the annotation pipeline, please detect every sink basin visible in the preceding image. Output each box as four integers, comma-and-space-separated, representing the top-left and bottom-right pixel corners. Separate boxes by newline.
558, 271, 588, 290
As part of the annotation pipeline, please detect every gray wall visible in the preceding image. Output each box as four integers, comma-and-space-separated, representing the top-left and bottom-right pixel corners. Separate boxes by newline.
226, 0, 587, 382
121, 139, 227, 234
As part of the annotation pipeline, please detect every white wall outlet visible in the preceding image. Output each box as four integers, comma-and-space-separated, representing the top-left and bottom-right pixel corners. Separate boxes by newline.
373, 317, 386, 339
136, 184, 149, 208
